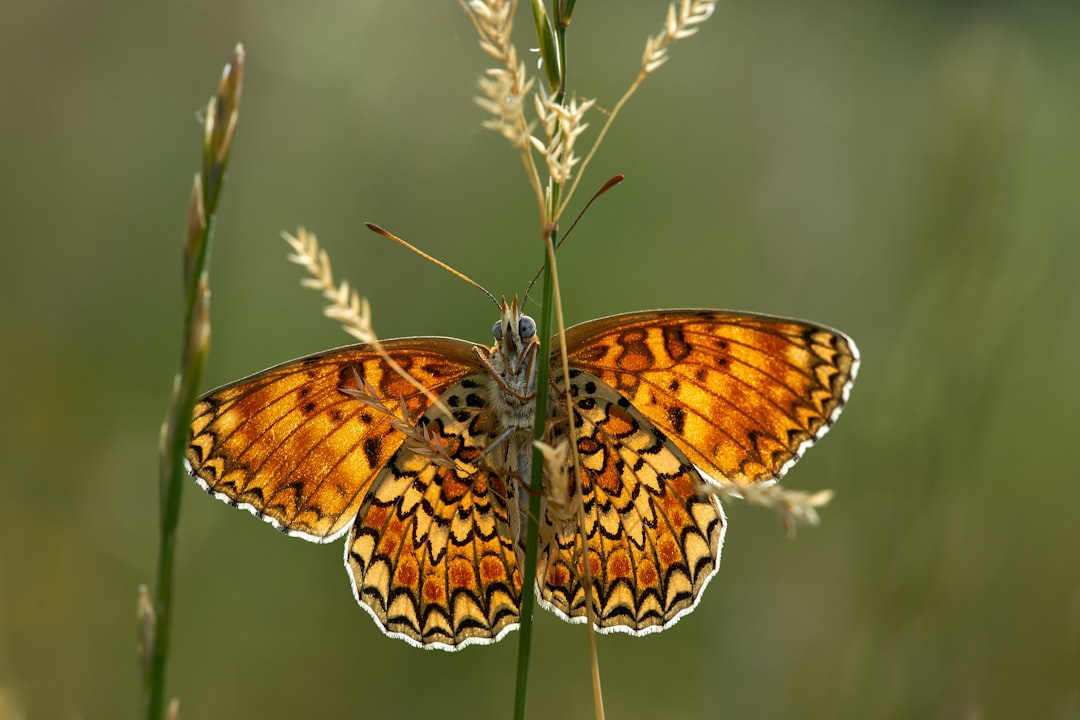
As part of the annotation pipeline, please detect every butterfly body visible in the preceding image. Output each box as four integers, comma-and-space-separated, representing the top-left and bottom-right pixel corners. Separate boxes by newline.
472, 297, 542, 536
186, 302, 858, 649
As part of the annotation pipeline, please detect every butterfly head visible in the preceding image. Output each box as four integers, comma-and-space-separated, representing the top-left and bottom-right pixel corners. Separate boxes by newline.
491, 296, 537, 354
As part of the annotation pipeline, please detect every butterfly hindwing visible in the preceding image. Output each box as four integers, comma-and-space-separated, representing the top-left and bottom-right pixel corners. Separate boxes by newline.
345, 375, 523, 649
537, 369, 725, 634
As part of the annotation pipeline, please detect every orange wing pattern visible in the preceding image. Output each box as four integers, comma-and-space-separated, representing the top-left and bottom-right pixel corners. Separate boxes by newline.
537, 369, 725, 634
345, 376, 523, 649
186, 338, 480, 542
562, 310, 859, 488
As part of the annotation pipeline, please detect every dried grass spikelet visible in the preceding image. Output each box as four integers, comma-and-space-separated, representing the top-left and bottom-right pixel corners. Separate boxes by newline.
642, 0, 718, 75
136, 584, 155, 677
283, 227, 452, 419
535, 432, 604, 707
706, 480, 834, 536
462, 0, 534, 149
342, 372, 466, 473
533, 436, 597, 614
462, 0, 721, 223
534, 438, 574, 522
283, 228, 374, 343
531, 92, 595, 187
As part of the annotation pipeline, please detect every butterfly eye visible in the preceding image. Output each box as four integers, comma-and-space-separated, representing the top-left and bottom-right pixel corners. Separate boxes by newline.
518, 316, 536, 340
492, 320, 503, 340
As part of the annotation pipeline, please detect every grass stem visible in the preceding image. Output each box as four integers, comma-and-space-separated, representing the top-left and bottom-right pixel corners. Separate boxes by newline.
142, 45, 244, 720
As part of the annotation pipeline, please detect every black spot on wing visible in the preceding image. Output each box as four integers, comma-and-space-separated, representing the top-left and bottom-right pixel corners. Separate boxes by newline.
662, 324, 692, 361
363, 436, 382, 467
668, 406, 686, 436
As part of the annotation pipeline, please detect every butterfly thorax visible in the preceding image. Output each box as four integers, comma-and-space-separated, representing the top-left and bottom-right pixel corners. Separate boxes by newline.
476, 299, 540, 478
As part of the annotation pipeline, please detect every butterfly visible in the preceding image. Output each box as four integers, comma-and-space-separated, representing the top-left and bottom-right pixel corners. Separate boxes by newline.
186, 298, 858, 650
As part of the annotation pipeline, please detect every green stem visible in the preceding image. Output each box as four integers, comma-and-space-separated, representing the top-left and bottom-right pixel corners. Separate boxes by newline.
513, 234, 556, 720
148, 278, 209, 720
143, 45, 243, 720
514, 4, 568, 717
554, 1, 569, 99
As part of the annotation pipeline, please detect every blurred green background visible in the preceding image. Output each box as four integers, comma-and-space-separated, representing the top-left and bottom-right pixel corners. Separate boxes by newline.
2, 0, 1078, 718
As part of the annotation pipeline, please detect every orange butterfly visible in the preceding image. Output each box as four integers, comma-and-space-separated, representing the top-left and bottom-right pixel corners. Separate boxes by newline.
186, 298, 858, 649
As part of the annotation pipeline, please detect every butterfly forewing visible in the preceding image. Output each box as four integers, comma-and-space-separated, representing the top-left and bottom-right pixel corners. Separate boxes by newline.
537, 370, 725, 634
561, 310, 859, 488
186, 338, 481, 542
345, 376, 523, 649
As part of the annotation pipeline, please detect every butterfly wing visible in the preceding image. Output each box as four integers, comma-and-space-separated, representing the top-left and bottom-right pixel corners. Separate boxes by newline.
345, 376, 523, 649
536, 370, 725, 634
560, 310, 859, 488
186, 338, 481, 542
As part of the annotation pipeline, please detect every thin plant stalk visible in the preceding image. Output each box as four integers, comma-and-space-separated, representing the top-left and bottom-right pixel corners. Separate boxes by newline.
141, 45, 244, 720
544, 225, 606, 720
515, 241, 555, 720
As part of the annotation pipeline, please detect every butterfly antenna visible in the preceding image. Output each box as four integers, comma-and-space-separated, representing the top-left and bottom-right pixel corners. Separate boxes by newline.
523, 174, 625, 303
365, 222, 499, 307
